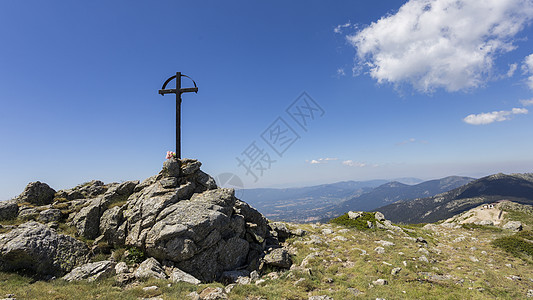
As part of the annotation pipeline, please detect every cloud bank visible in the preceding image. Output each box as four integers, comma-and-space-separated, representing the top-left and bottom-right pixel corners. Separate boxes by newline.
348, 0, 533, 93
463, 108, 528, 125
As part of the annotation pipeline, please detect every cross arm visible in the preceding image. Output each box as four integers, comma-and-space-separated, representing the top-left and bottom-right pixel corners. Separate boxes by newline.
158, 87, 198, 95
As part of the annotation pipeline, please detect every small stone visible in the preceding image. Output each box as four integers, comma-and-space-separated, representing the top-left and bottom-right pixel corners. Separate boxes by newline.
321, 228, 333, 235
198, 287, 227, 300
367, 221, 374, 228
143, 286, 158, 292
526, 289, 533, 298
372, 278, 388, 285
418, 256, 429, 263
374, 212, 385, 221
348, 211, 362, 220
416, 237, 427, 244
374, 247, 385, 254
292, 228, 307, 236
376, 240, 395, 247
333, 236, 347, 241
264, 248, 292, 268
308, 296, 333, 300
418, 248, 429, 255
391, 267, 402, 275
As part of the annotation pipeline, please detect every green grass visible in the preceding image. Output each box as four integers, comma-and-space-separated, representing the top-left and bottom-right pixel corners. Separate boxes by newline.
492, 230, 533, 262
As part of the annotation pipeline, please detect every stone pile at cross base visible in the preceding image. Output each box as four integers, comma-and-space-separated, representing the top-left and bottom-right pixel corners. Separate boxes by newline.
0, 158, 293, 283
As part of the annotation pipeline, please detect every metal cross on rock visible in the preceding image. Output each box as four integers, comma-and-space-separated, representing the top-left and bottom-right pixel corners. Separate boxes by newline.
158, 72, 198, 159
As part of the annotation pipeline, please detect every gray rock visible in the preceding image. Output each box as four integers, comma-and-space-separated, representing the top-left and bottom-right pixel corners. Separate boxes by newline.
503, 221, 522, 231
264, 248, 292, 268
134, 257, 167, 279
115, 262, 129, 274
38, 209, 62, 223
62, 260, 116, 282
117, 159, 273, 282
181, 159, 201, 176
0, 201, 18, 221
418, 255, 429, 263
367, 221, 374, 229
195, 170, 217, 191
72, 197, 108, 239
308, 296, 333, 300
374, 212, 385, 221
17, 207, 39, 220
99, 206, 125, 246
372, 278, 388, 285
374, 247, 385, 254
0, 221, 89, 276
198, 287, 227, 300
391, 267, 402, 275
270, 222, 291, 240
292, 228, 307, 236
162, 158, 181, 177
376, 240, 394, 247
16, 181, 56, 206
170, 267, 201, 285
348, 211, 362, 220
113, 180, 139, 197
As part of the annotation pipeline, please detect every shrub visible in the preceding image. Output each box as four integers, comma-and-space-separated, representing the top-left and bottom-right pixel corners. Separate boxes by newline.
492, 230, 533, 261
329, 212, 380, 230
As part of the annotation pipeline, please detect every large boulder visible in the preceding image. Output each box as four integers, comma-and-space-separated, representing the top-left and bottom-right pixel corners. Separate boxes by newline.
62, 260, 116, 282
0, 222, 89, 277
16, 181, 56, 206
0, 201, 18, 221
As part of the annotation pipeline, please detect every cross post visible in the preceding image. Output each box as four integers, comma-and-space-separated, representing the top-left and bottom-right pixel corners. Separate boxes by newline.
158, 72, 198, 159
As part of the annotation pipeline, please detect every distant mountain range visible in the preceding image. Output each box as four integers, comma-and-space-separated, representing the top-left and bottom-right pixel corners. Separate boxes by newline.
239, 176, 473, 223
239, 180, 388, 222
376, 173, 533, 224
331, 176, 474, 216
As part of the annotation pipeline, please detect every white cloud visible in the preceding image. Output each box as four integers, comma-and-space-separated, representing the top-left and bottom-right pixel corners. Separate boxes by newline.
463, 107, 528, 125
347, 0, 533, 93
507, 63, 518, 77
520, 98, 533, 106
336, 68, 346, 76
523, 53, 533, 89
307, 158, 339, 164
334, 22, 353, 34
342, 160, 367, 167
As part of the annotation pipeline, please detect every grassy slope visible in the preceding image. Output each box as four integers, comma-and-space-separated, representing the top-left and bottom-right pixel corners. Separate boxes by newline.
1, 207, 532, 299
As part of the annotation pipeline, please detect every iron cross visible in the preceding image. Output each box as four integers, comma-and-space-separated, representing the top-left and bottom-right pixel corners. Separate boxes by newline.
158, 72, 198, 159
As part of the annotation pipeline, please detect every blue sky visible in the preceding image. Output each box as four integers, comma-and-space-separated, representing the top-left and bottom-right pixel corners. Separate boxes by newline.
1, 0, 533, 200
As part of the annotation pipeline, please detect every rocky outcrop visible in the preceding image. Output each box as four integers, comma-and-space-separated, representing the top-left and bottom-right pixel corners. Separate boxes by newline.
0, 222, 89, 277
115, 158, 269, 282
15, 181, 56, 206
0, 201, 18, 221
1, 158, 279, 283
